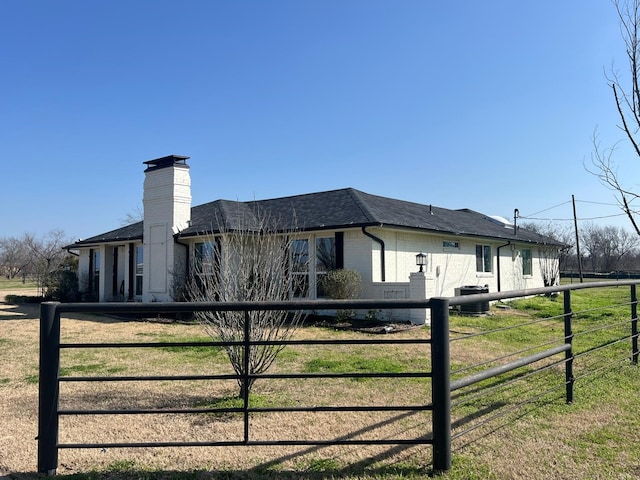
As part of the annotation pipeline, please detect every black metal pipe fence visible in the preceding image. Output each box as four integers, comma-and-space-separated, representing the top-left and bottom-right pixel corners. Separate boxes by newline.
37, 281, 640, 476
446, 280, 640, 452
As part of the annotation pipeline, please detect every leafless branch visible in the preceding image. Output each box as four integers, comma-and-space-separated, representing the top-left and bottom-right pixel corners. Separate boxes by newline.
589, 0, 640, 236
186, 206, 305, 398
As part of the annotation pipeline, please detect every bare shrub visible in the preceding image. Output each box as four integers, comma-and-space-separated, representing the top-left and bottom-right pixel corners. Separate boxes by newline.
187, 206, 305, 398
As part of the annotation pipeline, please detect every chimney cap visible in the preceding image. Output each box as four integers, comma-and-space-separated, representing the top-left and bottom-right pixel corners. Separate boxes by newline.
143, 155, 190, 172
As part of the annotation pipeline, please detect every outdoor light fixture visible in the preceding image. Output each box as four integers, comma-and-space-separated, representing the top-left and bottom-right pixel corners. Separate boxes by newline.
416, 252, 427, 272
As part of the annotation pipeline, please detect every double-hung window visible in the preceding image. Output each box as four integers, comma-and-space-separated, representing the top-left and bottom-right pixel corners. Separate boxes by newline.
476, 245, 492, 273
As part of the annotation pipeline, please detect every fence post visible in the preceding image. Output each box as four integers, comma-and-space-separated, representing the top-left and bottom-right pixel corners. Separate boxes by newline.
430, 297, 451, 474
38, 302, 61, 475
631, 285, 638, 365
243, 310, 250, 443
563, 291, 574, 404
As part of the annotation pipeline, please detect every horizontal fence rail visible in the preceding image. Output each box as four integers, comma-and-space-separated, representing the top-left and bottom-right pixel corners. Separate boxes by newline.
37, 281, 640, 476
38, 298, 437, 476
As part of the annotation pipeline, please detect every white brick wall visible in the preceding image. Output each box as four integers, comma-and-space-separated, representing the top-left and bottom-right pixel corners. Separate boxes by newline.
143, 164, 191, 301
346, 227, 550, 298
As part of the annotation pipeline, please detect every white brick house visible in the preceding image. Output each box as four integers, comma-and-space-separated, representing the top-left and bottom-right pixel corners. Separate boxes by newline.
68, 155, 561, 323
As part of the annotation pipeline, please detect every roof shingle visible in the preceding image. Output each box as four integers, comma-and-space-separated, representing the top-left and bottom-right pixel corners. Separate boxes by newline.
68, 188, 558, 247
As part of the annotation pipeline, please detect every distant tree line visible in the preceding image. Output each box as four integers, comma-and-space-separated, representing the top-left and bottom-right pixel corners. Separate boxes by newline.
0, 230, 79, 300
524, 222, 640, 275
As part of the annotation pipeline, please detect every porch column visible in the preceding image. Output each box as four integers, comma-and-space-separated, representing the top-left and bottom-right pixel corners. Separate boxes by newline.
409, 271, 431, 325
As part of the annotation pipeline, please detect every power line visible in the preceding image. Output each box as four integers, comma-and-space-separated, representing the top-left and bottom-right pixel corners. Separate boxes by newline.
575, 199, 620, 207
521, 201, 572, 218
520, 212, 628, 222
520, 196, 637, 223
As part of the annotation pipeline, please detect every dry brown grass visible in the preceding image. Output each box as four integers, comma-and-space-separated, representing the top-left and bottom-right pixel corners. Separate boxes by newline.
0, 301, 435, 478
3, 295, 640, 479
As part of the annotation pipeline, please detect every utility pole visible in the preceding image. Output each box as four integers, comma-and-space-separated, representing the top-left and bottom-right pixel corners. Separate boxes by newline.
572, 195, 584, 283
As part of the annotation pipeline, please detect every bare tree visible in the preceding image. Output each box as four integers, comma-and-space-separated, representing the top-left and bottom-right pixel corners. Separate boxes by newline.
590, 0, 640, 235
538, 241, 562, 288
580, 223, 638, 272
187, 207, 305, 398
0, 236, 33, 280
119, 205, 144, 226
24, 230, 71, 295
522, 222, 573, 286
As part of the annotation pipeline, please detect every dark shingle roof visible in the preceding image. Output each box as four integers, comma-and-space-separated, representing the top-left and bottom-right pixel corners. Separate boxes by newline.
69, 221, 143, 247
68, 188, 559, 247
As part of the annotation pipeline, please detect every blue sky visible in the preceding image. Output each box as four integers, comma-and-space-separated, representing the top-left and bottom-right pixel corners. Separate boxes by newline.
1, 1, 635, 241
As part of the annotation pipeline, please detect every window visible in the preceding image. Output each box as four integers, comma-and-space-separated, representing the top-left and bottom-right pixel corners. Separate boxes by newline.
476, 245, 492, 273
522, 248, 532, 276
443, 240, 460, 249
92, 250, 100, 294
291, 239, 309, 297
135, 246, 143, 296
315, 236, 336, 297
194, 240, 217, 275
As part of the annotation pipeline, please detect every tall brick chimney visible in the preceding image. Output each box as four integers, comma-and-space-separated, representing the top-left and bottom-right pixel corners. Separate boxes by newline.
142, 155, 191, 301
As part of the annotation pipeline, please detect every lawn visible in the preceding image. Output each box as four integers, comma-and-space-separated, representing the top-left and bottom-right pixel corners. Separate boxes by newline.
1, 284, 640, 479
0, 276, 37, 290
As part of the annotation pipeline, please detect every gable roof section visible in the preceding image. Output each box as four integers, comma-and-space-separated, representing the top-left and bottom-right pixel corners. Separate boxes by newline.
68, 188, 558, 248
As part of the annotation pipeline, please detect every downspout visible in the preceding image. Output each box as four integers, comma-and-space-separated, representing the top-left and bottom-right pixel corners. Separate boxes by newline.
362, 226, 385, 282
496, 241, 512, 292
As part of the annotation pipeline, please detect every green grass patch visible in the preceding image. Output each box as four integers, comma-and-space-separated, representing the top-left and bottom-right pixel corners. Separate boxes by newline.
156, 336, 225, 365
294, 456, 342, 472
193, 393, 277, 420
59, 363, 109, 376
136, 332, 224, 359
0, 277, 38, 290
272, 346, 300, 362
304, 353, 406, 380
505, 294, 564, 318
157, 336, 222, 352
64, 364, 128, 376
105, 459, 137, 473
444, 456, 498, 479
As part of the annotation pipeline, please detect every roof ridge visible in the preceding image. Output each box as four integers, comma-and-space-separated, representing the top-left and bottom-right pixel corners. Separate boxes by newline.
246, 186, 354, 204
346, 188, 379, 223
